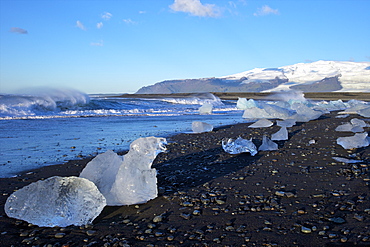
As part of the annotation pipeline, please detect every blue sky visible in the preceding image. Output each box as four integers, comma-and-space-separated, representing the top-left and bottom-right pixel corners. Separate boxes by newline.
1, 0, 369, 94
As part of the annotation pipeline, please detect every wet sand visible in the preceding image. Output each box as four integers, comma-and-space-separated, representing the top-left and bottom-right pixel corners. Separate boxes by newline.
0, 111, 369, 246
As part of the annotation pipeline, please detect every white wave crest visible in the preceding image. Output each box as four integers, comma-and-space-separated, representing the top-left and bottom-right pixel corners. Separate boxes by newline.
0, 88, 90, 118
161, 93, 223, 105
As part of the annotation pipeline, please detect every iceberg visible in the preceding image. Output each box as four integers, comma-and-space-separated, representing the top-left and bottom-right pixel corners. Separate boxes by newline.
258, 136, 278, 151
248, 119, 273, 128
271, 127, 288, 141
5, 176, 106, 227
199, 103, 213, 114
192, 121, 213, 133
80, 137, 167, 206
222, 137, 257, 156
336, 132, 369, 149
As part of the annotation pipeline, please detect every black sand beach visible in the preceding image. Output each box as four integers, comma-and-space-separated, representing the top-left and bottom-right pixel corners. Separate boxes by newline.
0, 110, 369, 246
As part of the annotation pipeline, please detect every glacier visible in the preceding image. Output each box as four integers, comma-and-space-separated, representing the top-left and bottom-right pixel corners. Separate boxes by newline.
80, 137, 167, 206
5, 176, 106, 227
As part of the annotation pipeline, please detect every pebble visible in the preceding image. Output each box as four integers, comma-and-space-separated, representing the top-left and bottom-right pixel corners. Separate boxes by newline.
153, 215, 163, 223
54, 232, 66, 238
301, 226, 312, 234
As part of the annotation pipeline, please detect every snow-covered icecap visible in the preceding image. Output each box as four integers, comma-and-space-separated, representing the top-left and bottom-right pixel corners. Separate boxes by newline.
222, 60, 370, 92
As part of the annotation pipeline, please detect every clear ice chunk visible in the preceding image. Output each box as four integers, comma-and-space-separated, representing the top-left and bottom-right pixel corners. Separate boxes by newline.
271, 127, 288, 141
222, 137, 257, 156
277, 119, 296, 128
79, 150, 123, 201
242, 107, 270, 119
290, 103, 323, 122
248, 119, 273, 128
336, 132, 369, 149
350, 118, 368, 127
237, 98, 259, 110
335, 123, 357, 132
358, 107, 370, 117
80, 137, 167, 206
199, 103, 213, 114
192, 121, 214, 133
5, 176, 106, 227
332, 157, 363, 164
258, 136, 278, 151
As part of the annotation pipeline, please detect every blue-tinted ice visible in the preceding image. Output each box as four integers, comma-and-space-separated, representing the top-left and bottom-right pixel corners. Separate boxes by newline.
222, 137, 257, 156
5, 176, 106, 227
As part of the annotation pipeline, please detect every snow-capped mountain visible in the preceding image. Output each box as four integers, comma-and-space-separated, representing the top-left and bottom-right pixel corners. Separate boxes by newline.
136, 61, 370, 94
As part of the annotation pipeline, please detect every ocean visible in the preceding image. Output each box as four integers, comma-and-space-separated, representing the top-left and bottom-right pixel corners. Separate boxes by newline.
0, 89, 244, 178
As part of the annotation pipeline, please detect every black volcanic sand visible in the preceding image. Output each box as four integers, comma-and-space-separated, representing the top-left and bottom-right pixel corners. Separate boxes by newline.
0, 111, 369, 247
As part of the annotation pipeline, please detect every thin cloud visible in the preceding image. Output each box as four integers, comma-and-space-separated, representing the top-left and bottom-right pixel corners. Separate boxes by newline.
169, 0, 221, 17
97, 22, 103, 29
254, 5, 279, 16
123, 19, 136, 25
10, 27, 28, 34
76, 20, 86, 30
91, 40, 103, 46
102, 12, 112, 20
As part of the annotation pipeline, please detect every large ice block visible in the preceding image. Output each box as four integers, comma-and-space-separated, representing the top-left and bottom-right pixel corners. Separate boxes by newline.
336, 132, 369, 149
5, 176, 106, 227
80, 137, 167, 206
192, 121, 214, 133
222, 137, 257, 156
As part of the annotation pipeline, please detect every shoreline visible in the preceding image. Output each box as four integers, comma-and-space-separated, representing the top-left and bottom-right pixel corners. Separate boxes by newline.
0, 111, 369, 246
114, 92, 370, 101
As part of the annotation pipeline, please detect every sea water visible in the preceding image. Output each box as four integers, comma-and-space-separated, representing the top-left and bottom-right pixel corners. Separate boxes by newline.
0, 89, 243, 177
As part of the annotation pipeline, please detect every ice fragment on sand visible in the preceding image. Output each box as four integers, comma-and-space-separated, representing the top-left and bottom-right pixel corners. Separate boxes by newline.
277, 119, 296, 128
81, 137, 167, 206
79, 150, 123, 200
332, 157, 363, 164
336, 132, 369, 149
358, 107, 370, 117
5, 176, 106, 227
222, 137, 257, 156
335, 118, 368, 133
248, 119, 273, 128
350, 118, 369, 128
192, 121, 213, 133
258, 136, 278, 151
271, 127, 288, 141
199, 103, 213, 114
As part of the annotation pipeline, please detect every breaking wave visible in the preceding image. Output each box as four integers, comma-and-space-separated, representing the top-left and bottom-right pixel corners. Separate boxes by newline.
161, 93, 223, 105
0, 88, 90, 118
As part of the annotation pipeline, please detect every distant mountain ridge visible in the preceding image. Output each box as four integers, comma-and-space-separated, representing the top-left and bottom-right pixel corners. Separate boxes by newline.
136, 61, 370, 94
